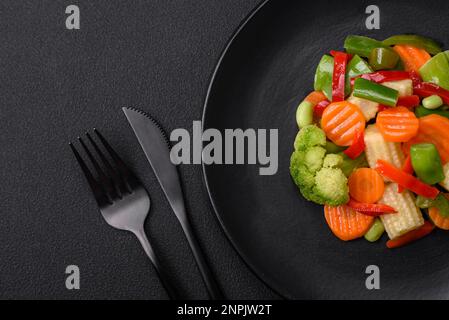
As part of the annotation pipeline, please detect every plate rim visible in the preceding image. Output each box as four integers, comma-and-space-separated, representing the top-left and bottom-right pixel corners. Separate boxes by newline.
200, 0, 290, 299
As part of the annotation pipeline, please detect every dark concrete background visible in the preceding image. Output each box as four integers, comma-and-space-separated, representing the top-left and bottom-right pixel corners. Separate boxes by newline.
0, 0, 279, 299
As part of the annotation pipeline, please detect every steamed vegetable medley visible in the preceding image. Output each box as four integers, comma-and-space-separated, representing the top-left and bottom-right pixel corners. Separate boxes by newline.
290, 34, 449, 248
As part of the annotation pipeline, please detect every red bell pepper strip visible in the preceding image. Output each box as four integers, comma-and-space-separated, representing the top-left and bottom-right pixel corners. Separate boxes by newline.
330, 50, 353, 60
386, 221, 434, 249
359, 71, 410, 83
347, 199, 396, 216
332, 51, 348, 102
398, 155, 414, 193
397, 95, 420, 108
413, 82, 449, 105
377, 104, 389, 112
409, 70, 422, 87
343, 129, 365, 159
375, 160, 440, 199
313, 100, 330, 117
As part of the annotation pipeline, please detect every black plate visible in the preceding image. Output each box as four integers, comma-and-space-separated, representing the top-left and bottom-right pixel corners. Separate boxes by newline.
202, 0, 449, 299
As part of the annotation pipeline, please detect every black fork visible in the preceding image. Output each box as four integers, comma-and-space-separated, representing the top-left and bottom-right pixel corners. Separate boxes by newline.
70, 129, 178, 299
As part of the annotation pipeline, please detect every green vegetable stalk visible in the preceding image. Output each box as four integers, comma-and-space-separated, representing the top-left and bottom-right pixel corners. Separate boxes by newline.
382, 34, 442, 55
419, 52, 449, 91
364, 218, 385, 242
353, 78, 399, 106
346, 55, 373, 94
344, 35, 386, 58
410, 143, 445, 185
314, 55, 333, 100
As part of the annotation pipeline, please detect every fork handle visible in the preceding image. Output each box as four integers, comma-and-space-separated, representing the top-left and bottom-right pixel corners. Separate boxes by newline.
133, 228, 179, 300
181, 221, 224, 300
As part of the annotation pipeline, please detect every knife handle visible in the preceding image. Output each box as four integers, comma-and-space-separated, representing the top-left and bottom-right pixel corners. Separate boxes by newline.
181, 220, 224, 300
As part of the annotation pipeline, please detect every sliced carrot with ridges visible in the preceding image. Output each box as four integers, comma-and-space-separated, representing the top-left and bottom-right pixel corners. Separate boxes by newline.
348, 168, 385, 204
402, 114, 449, 163
305, 91, 327, 106
324, 205, 374, 241
376, 106, 419, 142
429, 207, 449, 230
321, 101, 366, 146
393, 45, 431, 73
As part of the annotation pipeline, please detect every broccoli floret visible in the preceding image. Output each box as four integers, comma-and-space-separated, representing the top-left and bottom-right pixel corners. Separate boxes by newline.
290, 126, 349, 206
304, 146, 326, 172
322, 153, 343, 168
313, 167, 349, 206
294, 125, 326, 151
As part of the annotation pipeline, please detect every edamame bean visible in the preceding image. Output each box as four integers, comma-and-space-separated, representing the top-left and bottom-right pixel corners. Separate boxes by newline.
422, 95, 443, 109
296, 101, 314, 128
364, 218, 384, 242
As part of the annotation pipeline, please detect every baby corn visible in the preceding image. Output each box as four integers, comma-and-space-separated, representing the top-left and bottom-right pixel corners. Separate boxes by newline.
379, 183, 424, 239
364, 125, 404, 170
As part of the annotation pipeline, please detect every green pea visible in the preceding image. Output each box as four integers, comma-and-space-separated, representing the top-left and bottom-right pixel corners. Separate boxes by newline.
296, 100, 314, 128
422, 95, 443, 109
364, 218, 385, 242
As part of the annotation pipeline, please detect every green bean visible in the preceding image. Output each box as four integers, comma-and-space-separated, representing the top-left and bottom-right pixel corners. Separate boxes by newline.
296, 101, 314, 128
422, 95, 443, 109
364, 218, 385, 242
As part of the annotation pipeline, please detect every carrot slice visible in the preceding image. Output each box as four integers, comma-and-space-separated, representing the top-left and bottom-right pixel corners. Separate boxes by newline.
324, 205, 374, 241
376, 106, 419, 142
403, 114, 449, 164
321, 101, 366, 146
305, 91, 327, 106
429, 207, 449, 230
393, 45, 431, 73
348, 168, 385, 204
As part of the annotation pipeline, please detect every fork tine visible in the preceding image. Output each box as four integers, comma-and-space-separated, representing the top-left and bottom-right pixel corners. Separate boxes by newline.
94, 129, 135, 192
86, 132, 126, 197
69, 142, 110, 205
78, 136, 119, 200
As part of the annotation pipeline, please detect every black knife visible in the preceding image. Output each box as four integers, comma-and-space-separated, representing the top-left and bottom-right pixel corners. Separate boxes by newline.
123, 107, 223, 300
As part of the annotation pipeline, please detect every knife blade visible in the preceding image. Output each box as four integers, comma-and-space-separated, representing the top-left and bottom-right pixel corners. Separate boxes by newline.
122, 107, 223, 299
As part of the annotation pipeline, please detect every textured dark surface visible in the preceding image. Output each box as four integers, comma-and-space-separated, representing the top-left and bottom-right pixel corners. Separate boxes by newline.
0, 0, 278, 299
204, 0, 449, 299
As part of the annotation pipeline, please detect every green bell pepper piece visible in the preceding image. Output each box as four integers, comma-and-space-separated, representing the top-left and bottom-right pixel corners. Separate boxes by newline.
364, 218, 385, 242
415, 105, 449, 119
445, 50, 449, 62
344, 35, 386, 58
416, 194, 449, 218
419, 52, 449, 91
314, 55, 333, 100
353, 78, 399, 106
345, 55, 373, 94
382, 34, 442, 55
369, 47, 399, 71
410, 143, 445, 185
